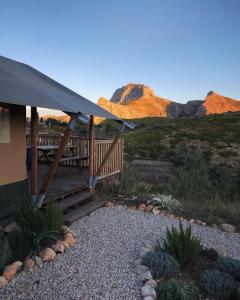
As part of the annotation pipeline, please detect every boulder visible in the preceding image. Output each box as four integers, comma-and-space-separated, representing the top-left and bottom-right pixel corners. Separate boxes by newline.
138, 204, 147, 212
141, 285, 156, 299
139, 271, 153, 282
32, 256, 42, 266
145, 279, 157, 288
131, 160, 175, 185
135, 265, 149, 275
220, 223, 236, 233
0, 276, 7, 289
40, 248, 56, 262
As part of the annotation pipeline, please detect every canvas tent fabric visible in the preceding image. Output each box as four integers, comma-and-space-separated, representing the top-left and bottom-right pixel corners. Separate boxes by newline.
0, 55, 120, 120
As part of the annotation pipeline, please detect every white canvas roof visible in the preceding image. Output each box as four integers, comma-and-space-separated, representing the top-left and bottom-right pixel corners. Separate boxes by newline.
0, 55, 120, 120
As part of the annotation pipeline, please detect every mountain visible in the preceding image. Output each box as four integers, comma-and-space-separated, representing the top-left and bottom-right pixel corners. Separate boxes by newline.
96, 84, 240, 123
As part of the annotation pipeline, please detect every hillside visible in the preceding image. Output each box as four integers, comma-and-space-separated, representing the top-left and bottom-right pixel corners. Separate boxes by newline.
101, 112, 240, 167
96, 84, 240, 123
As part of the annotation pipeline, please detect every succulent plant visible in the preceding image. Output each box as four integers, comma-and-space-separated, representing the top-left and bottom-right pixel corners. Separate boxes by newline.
162, 222, 202, 266
156, 279, 198, 300
199, 269, 237, 300
142, 251, 180, 279
216, 256, 240, 280
0, 231, 12, 273
150, 194, 182, 213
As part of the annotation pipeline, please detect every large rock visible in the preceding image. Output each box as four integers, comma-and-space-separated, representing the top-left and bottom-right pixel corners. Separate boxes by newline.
110, 83, 155, 104
131, 160, 175, 184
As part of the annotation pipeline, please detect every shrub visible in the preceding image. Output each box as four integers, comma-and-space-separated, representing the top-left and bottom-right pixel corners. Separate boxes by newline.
142, 251, 180, 279
199, 270, 237, 300
156, 279, 198, 300
150, 194, 181, 213
0, 231, 12, 273
216, 256, 240, 280
10, 199, 64, 260
162, 222, 202, 266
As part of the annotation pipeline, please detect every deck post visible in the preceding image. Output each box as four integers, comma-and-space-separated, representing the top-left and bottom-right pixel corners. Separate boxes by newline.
31, 106, 38, 199
36, 116, 75, 206
89, 116, 95, 190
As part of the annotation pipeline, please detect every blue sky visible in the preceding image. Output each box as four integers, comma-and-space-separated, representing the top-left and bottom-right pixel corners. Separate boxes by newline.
1, 0, 240, 111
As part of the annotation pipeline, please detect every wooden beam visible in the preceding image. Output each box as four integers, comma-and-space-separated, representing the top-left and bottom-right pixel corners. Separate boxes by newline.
89, 116, 95, 190
31, 107, 38, 196
95, 131, 122, 177
39, 116, 74, 194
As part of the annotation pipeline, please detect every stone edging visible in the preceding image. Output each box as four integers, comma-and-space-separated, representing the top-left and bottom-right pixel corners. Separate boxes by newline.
135, 244, 157, 300
0, 226, 77, 289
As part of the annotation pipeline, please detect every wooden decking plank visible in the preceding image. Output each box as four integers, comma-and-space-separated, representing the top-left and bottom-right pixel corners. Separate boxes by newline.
64, 200, 105, 225
58, 191, 93, 210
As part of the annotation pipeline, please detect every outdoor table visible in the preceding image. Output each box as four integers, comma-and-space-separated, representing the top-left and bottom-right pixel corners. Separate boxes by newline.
27, 145, 78, 161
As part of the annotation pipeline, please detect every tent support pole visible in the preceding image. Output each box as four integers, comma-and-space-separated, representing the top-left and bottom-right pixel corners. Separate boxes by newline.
31, 107, 38, 200
89, 116, 95, 191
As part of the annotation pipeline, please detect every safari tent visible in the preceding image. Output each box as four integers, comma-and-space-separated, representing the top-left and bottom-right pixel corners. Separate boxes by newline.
0, 55, 131, 224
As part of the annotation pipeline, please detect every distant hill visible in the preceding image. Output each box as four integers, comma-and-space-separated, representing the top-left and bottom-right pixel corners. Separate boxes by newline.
95, 83, 240, 123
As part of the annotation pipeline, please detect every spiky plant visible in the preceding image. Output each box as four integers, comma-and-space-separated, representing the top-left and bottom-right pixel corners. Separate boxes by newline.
162, 222, 202, 266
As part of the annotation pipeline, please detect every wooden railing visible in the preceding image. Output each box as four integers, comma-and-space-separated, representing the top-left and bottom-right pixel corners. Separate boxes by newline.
26, 135, 124, 177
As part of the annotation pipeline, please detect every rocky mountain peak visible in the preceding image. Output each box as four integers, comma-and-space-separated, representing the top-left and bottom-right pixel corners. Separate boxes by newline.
110, 83, 155, 104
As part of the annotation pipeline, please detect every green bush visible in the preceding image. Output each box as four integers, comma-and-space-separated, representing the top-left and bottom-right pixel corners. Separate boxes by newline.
142, 251, 180, 279
0, 231, 12, 273
216, 256, 240, 280
156, 279, 198, 300
162, 222, 202, 266
199, 270, 237, 300
10, 199, 64, 260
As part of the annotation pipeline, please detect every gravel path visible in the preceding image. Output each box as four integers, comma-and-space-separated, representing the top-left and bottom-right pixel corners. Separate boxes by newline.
1, 207, 240, 300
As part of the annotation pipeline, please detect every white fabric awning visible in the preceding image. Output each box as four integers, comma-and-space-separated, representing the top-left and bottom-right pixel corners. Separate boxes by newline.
0, 55, 120, 120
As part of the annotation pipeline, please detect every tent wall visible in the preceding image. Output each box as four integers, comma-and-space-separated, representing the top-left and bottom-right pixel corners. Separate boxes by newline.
0, 103, 27, 186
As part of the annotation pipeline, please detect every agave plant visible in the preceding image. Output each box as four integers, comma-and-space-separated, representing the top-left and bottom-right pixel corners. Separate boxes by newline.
162, 222, 202, 266
150, 194, 182, 213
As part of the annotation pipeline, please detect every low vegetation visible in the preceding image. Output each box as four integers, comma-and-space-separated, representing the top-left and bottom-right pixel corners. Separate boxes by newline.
141, 223, 240, 300
1, 199, 64, 272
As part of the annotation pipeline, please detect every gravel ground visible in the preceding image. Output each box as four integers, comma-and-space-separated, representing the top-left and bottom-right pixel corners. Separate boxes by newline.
1, 207, 240, 300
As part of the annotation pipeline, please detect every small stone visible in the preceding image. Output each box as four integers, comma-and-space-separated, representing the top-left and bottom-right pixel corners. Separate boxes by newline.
140, 247, 151, 258
214, 245, 227, 256
40, 248, 56, 262
134, 258, 142, 267
64, 228, 77, 238
64, 232, 76, 246
178, 216, 185, 221
141, 285, 156, 299
152, 208, 160, 215
52, 240, 65, 253
105, 201, 114, 208
61, 240, 70, 249
32, 256, 42, 266
220, 223, 236, 233
139, 271, 153, 282
195, 219, 203, 225
145, 279, 157, 287
144, 297, 155, 300
3, 261, 23, 281
24, 258, 35, 270
135, 264, 149, 274
128, 206, 137, 211
3, 222, 19, 234
0, 276, 7, 289
189, 219, 195, 224
138, 204, 147, 211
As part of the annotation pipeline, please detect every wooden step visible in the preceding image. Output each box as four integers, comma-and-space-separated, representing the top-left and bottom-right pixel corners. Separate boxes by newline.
58, 191, 93, 210
64, 200, 105, 225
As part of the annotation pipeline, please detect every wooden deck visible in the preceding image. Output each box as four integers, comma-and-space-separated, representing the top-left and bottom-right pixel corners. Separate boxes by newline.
28, 164, 89, 199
